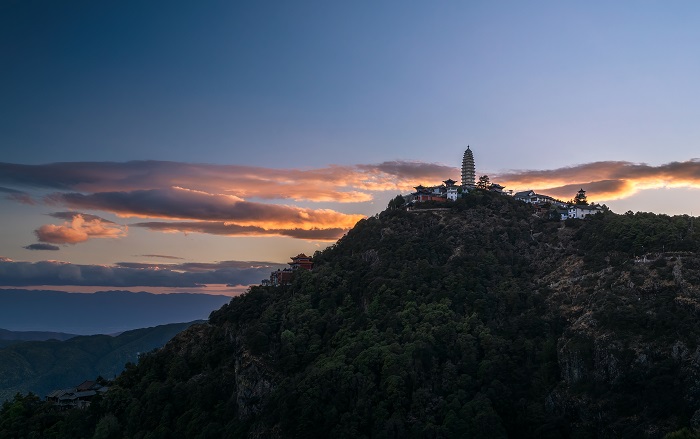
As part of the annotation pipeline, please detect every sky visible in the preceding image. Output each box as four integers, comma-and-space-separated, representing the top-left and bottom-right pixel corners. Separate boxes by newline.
2, 0, 700, 295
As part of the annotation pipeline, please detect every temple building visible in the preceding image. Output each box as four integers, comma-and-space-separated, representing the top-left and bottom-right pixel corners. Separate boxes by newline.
407, 179, 459, 204
269, 253, 314, 286
444, 179, 459, 201
289, 253, 314, 270
461, 146, 475, 189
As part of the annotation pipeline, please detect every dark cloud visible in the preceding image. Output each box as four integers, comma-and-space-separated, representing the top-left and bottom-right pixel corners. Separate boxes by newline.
0, 186, 25, 194
0, 161, 163, 191
0, 259, 287, 288
48, 211, 117, 223
0, 160, 454, 203
115, 260, 281, 272
133, 221, 346, 241
23, 243, 60, 251
494, 159, 700, 200
138, 254, 184, 260
357, 161, 458, 180
0, 186, 34, 204
6, 159, 700, 206
540, 180, 632, 200
46, 188, 363, 230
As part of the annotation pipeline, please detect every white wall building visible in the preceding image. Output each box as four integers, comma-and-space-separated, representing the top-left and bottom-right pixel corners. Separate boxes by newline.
568, 204, 602, 219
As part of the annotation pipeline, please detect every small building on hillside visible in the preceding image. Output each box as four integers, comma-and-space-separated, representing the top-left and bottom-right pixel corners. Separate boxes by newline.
444, 179, 459, 201
489, 183, 505, 194
514, 190, 536, 203
269, 254, 314, 286
409, 184, 449, 203
568, 204, 603, 219
555, 208, 569, 221
514, 190, 564, 206
270, 269, 293, 286
46, 380, 109, 409
289, 253, 314, 270
408, 179, 460, 204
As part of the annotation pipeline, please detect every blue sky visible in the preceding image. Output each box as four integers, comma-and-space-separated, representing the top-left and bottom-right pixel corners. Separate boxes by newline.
2, 1, 700, 293
4, 1, 700, 168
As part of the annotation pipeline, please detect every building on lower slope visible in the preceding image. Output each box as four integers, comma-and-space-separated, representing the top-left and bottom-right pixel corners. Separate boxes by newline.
46, 380, 109, 409
268, 253, 314, 286
513, 188, 604, 220
568, 203, 604, 219
406, 181, 455, 204
513, 190, 565, 207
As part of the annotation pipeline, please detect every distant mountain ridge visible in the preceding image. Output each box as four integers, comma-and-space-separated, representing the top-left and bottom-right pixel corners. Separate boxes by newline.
0, 328, 78, 349
0, 321, 201, 403
0, 289, 231, 334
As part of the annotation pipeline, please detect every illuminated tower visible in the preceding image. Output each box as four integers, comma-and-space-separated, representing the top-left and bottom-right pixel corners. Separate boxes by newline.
461, 146, 475, 189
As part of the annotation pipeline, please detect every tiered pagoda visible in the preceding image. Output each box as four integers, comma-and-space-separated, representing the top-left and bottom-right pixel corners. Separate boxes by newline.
461, 146, 475, 189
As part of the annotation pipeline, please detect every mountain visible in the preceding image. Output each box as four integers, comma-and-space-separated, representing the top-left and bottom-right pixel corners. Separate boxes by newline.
2, 191, 700, 438
0, 289, 231, 334
0, 329, 78, 349
0, 321, 200, 403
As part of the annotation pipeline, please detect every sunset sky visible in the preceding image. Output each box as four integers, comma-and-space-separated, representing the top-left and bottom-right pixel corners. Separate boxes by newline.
2, 1, 700, 295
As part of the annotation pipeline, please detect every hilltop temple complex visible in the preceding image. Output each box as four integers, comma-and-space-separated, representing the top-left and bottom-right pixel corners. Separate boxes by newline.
406, 146, 604, 220
263, 147, 604, 287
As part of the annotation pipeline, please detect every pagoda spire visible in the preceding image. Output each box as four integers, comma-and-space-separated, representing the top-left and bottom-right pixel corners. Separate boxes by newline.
461, 146, 475, 189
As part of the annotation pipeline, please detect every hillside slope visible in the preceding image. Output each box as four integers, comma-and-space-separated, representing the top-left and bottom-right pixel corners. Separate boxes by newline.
0, 321, 200, 403
2, 192, 700, 438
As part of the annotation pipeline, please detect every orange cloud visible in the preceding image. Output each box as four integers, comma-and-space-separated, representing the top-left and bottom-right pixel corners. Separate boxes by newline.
132, 221, 346, 241
0, 160, 456, 203
35, 213, 127, 244
494, 159, 700, 201
46, 188, 364, 230
11, 158, 700, 241
1, 160, 455, 241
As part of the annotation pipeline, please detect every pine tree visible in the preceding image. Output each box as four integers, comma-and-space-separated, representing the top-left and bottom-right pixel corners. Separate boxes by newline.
573, 188, 588, 205
476, 175, 491, 190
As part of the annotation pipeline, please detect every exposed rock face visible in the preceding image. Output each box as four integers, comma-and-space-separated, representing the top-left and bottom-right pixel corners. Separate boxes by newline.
160, 321, 277, 424
540, 249, 700, 437
234, 344, 274, 419
558, 336, 592, 385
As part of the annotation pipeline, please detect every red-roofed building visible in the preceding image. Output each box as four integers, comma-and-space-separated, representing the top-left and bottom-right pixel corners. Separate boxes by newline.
289, 253, 313, 271
269, 254, 314, 286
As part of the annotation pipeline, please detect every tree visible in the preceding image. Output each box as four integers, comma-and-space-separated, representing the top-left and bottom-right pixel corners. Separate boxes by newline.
573, 188, 588, 205
93, 414, 121, 439
387, 195, 406, 210
477, 175, 491, 190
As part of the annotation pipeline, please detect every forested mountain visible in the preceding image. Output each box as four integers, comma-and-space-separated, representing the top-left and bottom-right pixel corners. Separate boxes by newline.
2, 191, 700, 438
0, 321, 199, 403
0, 329, 78, 349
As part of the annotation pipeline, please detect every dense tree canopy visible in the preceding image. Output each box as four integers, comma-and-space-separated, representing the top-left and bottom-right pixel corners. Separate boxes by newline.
2, 192, 700, 438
